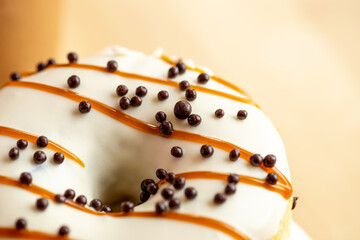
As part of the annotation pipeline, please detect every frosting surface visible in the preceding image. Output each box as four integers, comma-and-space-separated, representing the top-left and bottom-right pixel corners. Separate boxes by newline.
0, 46, 293, 239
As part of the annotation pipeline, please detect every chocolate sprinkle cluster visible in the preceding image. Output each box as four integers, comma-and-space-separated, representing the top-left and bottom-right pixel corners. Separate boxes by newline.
35, 57, 56, 72
250, 153, 277, 168
8, 139, 29, 160
139, 168, 198, 214
213, 173, 240, 204
118, 85, 148, 110
168, 61, 186, 79
8, 136, 67, 165
249, 153, 279, 184
173, 100, 202, 128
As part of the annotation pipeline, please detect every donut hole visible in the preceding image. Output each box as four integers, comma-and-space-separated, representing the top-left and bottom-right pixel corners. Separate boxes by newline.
98, 179, 140, 212
92, 162, 153, 212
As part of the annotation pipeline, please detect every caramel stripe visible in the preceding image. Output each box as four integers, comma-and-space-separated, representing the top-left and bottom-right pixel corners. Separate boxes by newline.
0, 126, 84, 168
20, 63, 258, 108
2, 81, 292, 198
0, 175, 249, 240
0, 228, 74, 240
162, 171, 291, 199
160, 55, 252, 99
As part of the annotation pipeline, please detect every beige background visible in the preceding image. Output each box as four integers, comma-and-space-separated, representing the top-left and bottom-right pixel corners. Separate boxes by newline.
1, 0, 360, 239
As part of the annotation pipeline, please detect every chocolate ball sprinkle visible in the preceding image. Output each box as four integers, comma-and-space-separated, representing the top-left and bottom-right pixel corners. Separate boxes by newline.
10, 72, 21, 81
159, 121, 174, 135
161, 188, 174, 200
237, 110, 248, 120
250, 154, 263, 167
9, 147, 19, 160
215, 109, 225, 118
53, 152, 65, 164
76, 195, 87, 205
47, 58, 56, 66
155, 202, 167, 214
168, 66, 179, 78
64, 189, 76, 200
155, 111, 167, 122
119, 96, 131, 110
173, 176, 186, 190
228, 174, 239, 184
176, 62, 186, 74
187, 114, 202, 126
116, 85, 128, 96
229, 148, 240, 161
141, 179, 155, 191
157, 90, 169, 101
171, 146, 183, 158
55, 194, 66, 203
19, 172, 32, 185
264, 154, 277, 167
147, 183, 159, 195
266, 173, 278, 185
197, 73, 210, 84
17, 139, 28, 149
36, 136, 48, 148
58, 225, 70, 236
67, 75, 80, 88
107, 60, 118, 72
174, 101, 192, 119
156, 168, 167, 179
15, 218, 27, 230
292, 197, 299, 210
33, 151, 47, 164
225, 183, 237, 195
166, 172, 176, 184
121, 201, 135, 212
37, 62, 46, 71
135, 86, 148, 97
36, 198, 49, 211
200, 145, 214, 158
102, 205, 112, 213
130, 96, 142, 107
184, 187, 197, 200
90, 199, 103, 211
78, 100, 91, 113
214, 193, 227, 204
140, 191, 151, 202
169, 197, 181, 210
185, 88, 197, 101
179, 80, 190, 90
67, 52, 78, 63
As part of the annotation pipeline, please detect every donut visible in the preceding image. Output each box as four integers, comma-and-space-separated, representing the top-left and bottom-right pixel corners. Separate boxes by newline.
0, 46, 298, 239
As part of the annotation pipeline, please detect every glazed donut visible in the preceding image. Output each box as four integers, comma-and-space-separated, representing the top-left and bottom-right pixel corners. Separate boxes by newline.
0, 46, 298, 239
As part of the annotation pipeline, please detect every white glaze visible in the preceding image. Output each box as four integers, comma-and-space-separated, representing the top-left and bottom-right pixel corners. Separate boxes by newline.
0, 46, 292, 239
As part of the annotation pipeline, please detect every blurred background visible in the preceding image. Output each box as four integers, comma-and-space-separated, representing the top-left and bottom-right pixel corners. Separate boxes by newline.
1, 0, 360, 239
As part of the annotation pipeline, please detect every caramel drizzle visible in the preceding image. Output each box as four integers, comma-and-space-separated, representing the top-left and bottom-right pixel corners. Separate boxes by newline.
2, 81, 292, 199
160, 54, 252, 99
0, 228, 73, 240
0, 175, 249, 240
159, 171, 291, 199
20, 63, 259, 108
0, 126, 85, 168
